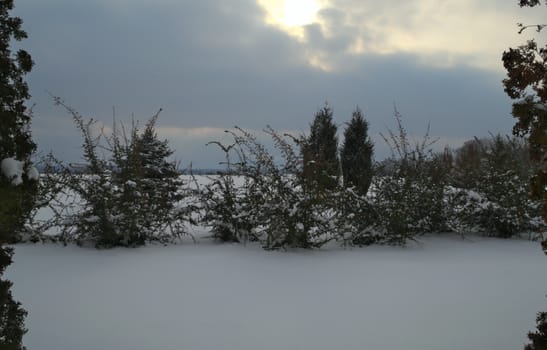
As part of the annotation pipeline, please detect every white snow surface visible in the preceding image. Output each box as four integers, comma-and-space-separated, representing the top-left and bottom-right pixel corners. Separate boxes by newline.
6, 235, 547, 350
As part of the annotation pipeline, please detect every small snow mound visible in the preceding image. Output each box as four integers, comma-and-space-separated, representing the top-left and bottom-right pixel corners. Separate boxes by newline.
534, 103, 547, 111
1, 158, 24, 185
27, 166, 39, 181
125, 180, 137, 188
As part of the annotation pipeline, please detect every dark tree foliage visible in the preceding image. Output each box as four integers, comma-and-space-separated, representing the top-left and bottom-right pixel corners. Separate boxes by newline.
341, 107, 374, 197
519, 0, 543, 6
202, 126, 350, 250
452, 138, 482, 187
504, 2, 547, 349
131, 113, 179, 179
50, 100, 188, 248
0, 0, 33, 348
502, 1, 547, 227
0, 0, 35, 240
0, 248, 26, 349
301, 103, 339, 191
0, 0, 34, 161
449, 135, 541, 237
108, 113, 185, 246
374, 109, 449, 241
525, 313, 547, 350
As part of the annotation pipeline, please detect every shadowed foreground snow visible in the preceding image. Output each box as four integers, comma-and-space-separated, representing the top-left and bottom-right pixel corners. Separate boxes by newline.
6, 235, 547, 350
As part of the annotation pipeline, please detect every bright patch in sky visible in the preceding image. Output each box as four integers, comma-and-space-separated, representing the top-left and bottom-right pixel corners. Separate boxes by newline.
258, 0, 329, 69
255, 0, 542, 72
281, 0, 320, 26
259, 0, 321, 36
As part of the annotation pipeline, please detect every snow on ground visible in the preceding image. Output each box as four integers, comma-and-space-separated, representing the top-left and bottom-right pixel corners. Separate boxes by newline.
6, 235, 547, 350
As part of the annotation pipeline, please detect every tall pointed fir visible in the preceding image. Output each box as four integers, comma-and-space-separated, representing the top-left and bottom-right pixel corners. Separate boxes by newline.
301, 103, 339, 191
133, 113, 179, 179
341, 107, 374, 197
0, 0, 36, 348
130, 113, 184, 231
109, 113, 185, 245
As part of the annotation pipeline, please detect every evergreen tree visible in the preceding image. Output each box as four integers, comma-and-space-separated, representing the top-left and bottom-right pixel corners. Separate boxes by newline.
0, 0, 35, 240
0, 1, 34, 161
503, 3, 547, 349
502, 0, 547, 229
301, 103, 339, 191
58, 105, 188, 247
112, 113, 185, 242
133, 113, 179, 179
0, 248, 26, 349
525, 312, 547, 350
0, 0, 34, 348
340, 107, 374, 197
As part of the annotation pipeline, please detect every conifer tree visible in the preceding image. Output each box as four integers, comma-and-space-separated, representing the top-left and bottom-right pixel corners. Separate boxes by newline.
503, 2, 547, 348
0, 0, 34, 347
133, 114, 179, 178
301, 103, 339, 191
341, 107, 374, 197
502, 0, 547, 230
115, 113, 184, 241
60, 106, 187, 247
525, 312, 547, 350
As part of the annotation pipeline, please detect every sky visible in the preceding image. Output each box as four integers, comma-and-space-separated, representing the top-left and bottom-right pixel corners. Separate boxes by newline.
11, 0, 547, 168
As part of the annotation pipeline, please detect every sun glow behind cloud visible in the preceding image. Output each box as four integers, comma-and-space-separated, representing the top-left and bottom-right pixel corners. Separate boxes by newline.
18, 0, 530, 168
258, 0, 338, 71
281, 0, 320, 26
258, 0, 323, 38
255, 0, 544, 73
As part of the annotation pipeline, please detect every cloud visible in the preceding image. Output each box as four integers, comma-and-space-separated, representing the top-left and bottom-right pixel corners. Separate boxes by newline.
257, 0, 545, 72
13, 0, 524, 167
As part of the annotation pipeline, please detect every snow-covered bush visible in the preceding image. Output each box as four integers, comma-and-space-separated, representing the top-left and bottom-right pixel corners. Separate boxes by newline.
334, 186, 380, 247
371, 110, 450, 243
449, 135, 545, 237
371, 114, 544, 240
199, 173, 256, 244
201, 127, 341, 250
49, 99, 192, 247
107, 114, 190, 245
371, 162, 448, 243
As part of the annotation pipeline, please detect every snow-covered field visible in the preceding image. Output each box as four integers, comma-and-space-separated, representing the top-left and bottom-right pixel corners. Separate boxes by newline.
6, 235, 547, 350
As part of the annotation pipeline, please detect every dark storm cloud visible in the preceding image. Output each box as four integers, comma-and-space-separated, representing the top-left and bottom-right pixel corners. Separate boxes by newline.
13, 0, 519, 167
